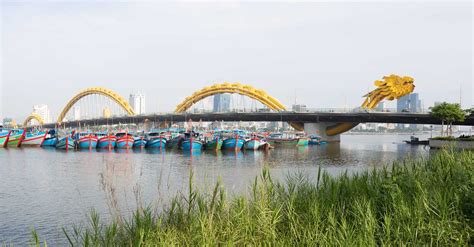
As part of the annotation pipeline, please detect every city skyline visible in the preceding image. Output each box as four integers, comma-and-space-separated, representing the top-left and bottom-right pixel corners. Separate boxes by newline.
1, 1, 472, 121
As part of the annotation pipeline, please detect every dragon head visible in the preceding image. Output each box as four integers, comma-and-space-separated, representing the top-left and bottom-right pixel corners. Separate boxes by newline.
362, 74, 415, 109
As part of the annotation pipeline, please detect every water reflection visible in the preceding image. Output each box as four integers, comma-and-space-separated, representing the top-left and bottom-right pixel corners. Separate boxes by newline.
0, 134, 432, 245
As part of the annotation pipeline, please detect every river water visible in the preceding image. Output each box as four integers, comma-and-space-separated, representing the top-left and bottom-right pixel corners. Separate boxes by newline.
0, 134, 432, 245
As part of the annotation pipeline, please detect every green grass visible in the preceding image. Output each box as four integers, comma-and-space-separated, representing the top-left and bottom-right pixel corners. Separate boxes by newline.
57, 149, 473, 246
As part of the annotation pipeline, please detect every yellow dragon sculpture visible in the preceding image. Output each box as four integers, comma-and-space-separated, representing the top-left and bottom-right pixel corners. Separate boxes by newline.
325, 74, 415, 136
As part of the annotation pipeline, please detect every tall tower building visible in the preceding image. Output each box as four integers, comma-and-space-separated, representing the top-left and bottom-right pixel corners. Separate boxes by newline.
213, 94, 231, 112
397, 93, 422, 130
129, 93, 146, 114
32, 104, 52, 123
397, 93, 421, 113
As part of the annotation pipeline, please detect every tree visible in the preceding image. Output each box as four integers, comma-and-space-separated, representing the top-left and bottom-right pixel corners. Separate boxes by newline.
429, 102, 466, 136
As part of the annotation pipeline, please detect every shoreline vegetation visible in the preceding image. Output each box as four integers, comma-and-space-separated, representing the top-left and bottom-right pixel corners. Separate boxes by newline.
34, 149, 472, 246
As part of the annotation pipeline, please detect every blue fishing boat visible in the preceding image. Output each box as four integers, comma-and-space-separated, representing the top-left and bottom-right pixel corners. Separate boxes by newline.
309, 135, 327, 145
115, 132, 134, 149
145, 132, 166, 149
56, 136, 75, 151
74, 132, 98, 150
222, 135, 245, 151
244, 135, 261, 150
181, 138, 203, 151
133, 136, 147, 149
96, 133, 116, 149
41, 129, 58, 147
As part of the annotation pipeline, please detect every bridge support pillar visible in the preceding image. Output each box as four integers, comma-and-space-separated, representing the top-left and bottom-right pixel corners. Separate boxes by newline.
304, 122, 341, 142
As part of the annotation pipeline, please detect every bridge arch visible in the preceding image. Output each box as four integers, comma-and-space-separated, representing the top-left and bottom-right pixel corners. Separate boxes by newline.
57, 87, 135, 123
174, 82, 287, 113
23, 113, 44, 126
174, 82, 304, 130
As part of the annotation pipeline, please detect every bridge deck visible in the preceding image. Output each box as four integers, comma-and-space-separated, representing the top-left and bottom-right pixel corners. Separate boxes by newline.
41, 112, 474, 129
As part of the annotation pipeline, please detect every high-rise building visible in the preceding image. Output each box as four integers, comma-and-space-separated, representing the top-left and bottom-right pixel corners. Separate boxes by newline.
397, 93, 421, 113
397, 93, 422, 130
129, 93, 146, 114
33, 104, 52, 123
73, 106, 81, 121
213, 94, 231, 112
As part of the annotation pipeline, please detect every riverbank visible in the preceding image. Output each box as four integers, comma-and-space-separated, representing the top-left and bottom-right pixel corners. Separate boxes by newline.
43, 149, 473, 246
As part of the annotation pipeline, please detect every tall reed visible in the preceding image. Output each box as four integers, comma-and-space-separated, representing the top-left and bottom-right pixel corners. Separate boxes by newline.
60, 149, 473, 246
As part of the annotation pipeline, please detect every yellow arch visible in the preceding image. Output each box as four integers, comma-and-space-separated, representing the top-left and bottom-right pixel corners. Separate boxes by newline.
174, 82, 304, 130
175, 82, 287, 113
23, 113, 45, 126
57, 87, 135, 123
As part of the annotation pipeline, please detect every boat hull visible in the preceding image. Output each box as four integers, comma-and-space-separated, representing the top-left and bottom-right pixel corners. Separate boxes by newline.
6, 132, 25, 147
41, 137, 58, 147
56, 137, 75, 150
133, 138, 147, 148
181, 139, 203, 151
97, 136, 116, 149
116, 136, 134, 149
145, 137, 166, 149
222, 138, 245, 151
76, 136, 98, 149
244, 139, 261, 150
296, 138, 309, 146
205, 138, 223, 151
0, 131, 10, 148
21, 132, 47, 146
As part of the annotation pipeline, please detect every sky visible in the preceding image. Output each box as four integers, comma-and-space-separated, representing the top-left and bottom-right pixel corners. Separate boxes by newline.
1, 0, 473, 121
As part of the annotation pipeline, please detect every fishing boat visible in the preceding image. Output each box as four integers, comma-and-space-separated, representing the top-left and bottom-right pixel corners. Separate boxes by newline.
20, 130, 47, 146
145, 132, 166, 149
96, 133, 116, 149
181, 137, 203, 152
56, 136, 75, 151
244, 134, 261, 150
204, 135, 223, 151
74, 132, 98, 150
309, 135, 327, 145
267, 132, 309, 147
133, 136, 147, 149
222, 135, 245, 151
5, 129, 25, 147
115, 132, 134, 149
0, 130, 11, 148
296, 137, 310, 146
41, 129, 58, 147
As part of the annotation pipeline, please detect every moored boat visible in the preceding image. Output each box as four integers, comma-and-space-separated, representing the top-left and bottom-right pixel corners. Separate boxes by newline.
41, 129, 58, 147
133, 136, 147, 149
56, 136, 75, 151
222, 135, 245, 151
97, 133, 116, 149
296, 137, 310, 146
20, 130, 47, 146
5, 129, 25, 147
115, 132, 134, 149
74, 132, 98, 150
145, 132, 166, 149
204, 136, 223, 151
0, 130, 11, 148
244, 135, 261, 150
181, 137, 203, 152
